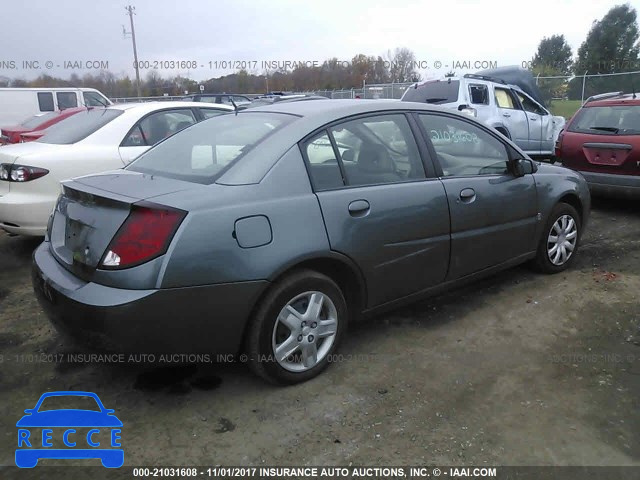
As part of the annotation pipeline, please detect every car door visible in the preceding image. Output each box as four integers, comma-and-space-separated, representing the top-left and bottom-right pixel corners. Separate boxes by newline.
302, 113, 451, 308
119, 108, 197, 163
417, 113, 538, 280
516, 91, 553, 154
494, 86, 530, 150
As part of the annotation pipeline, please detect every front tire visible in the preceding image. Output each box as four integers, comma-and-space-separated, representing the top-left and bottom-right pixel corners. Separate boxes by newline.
245, 269, 348, 385
532, 202, 581, 273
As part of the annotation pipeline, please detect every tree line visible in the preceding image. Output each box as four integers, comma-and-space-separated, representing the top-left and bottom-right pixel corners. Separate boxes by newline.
0, 48, 422, 98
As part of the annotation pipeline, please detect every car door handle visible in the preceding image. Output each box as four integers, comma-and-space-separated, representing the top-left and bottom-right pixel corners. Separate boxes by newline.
529, 116, 538, 121
459, 188, 476, 203
348, 200, 370, 217
502, 113, 511, 117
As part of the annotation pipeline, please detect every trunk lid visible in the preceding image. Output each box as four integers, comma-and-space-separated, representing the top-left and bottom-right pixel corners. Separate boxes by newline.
562, 133, 640, 176
49, 170, 192, 276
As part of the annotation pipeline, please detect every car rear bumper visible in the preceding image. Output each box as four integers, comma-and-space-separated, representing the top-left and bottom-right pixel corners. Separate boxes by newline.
0, 189, 54, 236
580, 171, 640, 198
32, 241, 268, 355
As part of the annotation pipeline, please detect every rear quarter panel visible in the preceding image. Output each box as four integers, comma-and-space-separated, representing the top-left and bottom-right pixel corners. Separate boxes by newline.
157, 146, 331, 288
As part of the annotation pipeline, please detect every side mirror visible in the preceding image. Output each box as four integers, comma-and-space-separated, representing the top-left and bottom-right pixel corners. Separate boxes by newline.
512, 158, 536, 177
24, 409, 34, 414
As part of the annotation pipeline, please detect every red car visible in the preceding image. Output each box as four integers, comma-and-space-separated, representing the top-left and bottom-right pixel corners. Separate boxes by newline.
0, 107, 87, 144
556, 92, 640, 197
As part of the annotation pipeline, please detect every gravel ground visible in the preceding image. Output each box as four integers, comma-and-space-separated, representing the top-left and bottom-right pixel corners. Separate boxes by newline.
0, 197, 638, 476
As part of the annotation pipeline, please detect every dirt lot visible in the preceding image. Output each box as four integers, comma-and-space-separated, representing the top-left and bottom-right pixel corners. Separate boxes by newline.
0, 197, 638, 475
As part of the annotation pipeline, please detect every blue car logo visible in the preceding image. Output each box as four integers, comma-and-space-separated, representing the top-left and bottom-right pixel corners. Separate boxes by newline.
16, 391, 123, 468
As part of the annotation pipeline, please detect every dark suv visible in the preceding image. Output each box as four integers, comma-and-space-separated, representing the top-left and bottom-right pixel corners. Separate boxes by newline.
556, 92, 640, 197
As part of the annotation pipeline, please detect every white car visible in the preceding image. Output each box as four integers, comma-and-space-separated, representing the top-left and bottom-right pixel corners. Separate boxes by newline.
0, 101, 232, 236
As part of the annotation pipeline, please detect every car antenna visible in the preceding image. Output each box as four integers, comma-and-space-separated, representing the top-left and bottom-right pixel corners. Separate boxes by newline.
229, 97, 239, 115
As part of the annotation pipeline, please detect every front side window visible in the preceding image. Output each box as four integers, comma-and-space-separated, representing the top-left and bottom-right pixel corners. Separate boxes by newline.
321, 114, 425, 187
516, 92, 546, 115
57, 92, 78, 109
494, 88, 517, 109
200, 108, 227, 119
37, 92, 54, 112
83, 91, 110, 107
419, 114, 509, 177
127, 112, 294, 184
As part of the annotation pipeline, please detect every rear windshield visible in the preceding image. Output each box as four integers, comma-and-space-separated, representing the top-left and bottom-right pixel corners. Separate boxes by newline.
37, 108, 123, 144
402, 80, 460, 104
21, 112, 57, 129
127, 112, 295, 184
569, 105, 640, 135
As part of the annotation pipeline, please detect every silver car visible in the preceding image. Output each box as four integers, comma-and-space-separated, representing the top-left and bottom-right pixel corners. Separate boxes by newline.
32, 100, 590, 384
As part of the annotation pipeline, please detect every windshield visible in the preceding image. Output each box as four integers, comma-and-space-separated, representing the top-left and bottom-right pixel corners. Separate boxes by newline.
127, 112, 295, 184
569, 105, 640, 135
21, 112, 57, 129
37, 395, 101, 412
36, 108, 123, 144
402, 80, 460, 104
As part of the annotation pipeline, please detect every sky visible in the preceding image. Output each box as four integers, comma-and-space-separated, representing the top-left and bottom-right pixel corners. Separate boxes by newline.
1, 0, 638, 85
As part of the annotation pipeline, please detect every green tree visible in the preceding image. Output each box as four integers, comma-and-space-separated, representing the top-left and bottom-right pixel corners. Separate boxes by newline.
568, 4, 640, 99
531, 35, 573, 75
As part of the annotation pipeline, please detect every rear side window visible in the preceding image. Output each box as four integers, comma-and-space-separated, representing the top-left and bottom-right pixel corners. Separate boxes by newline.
57, 92, 78, 109
127, 112, 294, 184
304, 132, 344, 191
469, 84, 489, 105
37, 109, 123, 144
569, 105, 640, 135
402, 80, 460, 104
37, 92, 54, 112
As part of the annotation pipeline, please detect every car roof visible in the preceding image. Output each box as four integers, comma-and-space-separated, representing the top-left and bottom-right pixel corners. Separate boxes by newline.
108, 101, 234, 113
220, 99, 506, 185
247, 98, 454, 118
586, 94, 640, 107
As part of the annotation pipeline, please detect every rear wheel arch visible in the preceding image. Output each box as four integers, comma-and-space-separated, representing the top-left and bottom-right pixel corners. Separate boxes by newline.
238, 255, 366, 354
269, 256, 366, 320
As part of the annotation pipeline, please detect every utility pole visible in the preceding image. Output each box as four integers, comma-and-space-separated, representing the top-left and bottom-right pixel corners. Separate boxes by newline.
123, 5, 141, 98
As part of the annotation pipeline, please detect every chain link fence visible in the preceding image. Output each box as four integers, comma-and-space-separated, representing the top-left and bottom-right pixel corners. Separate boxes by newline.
536, 70, 640, 102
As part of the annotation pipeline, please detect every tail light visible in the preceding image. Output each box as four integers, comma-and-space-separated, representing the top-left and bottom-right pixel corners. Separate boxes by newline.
100, 203, 186, 270
554, 130, 564, 158
0, 164, 49, 182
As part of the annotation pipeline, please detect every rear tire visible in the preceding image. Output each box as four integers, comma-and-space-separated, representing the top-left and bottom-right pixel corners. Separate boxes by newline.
245, 269, 348, 385
532, 203, 581, 274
